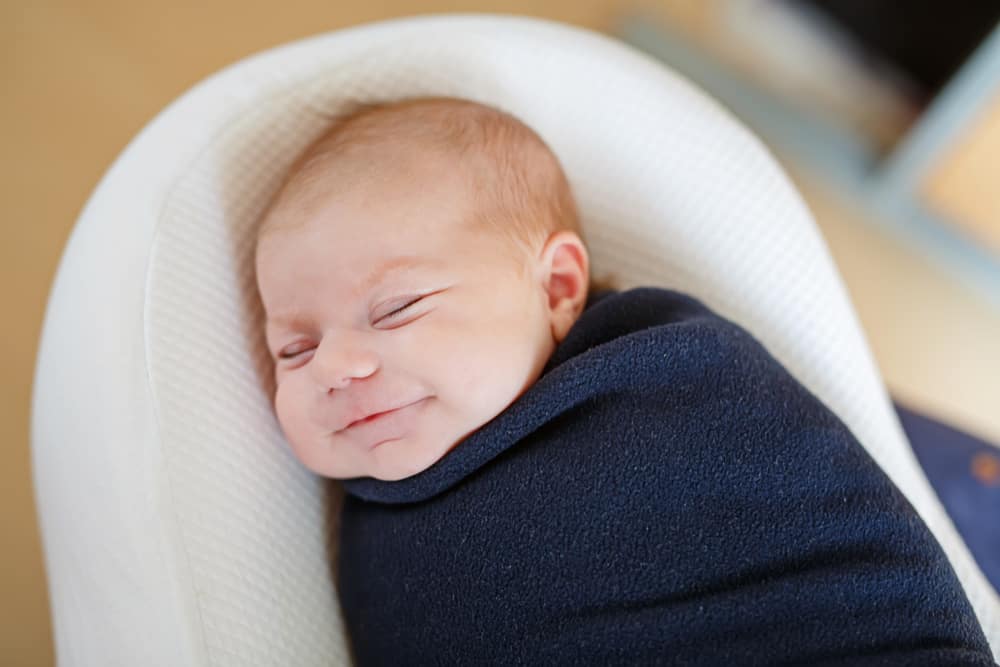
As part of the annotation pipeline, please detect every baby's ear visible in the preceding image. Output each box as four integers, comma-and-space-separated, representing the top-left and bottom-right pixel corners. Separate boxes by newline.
539, 230, 590, 343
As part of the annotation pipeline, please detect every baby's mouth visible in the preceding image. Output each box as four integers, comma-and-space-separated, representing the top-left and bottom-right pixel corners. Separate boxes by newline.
339, 397, 429, 433
347, 408, 396, 429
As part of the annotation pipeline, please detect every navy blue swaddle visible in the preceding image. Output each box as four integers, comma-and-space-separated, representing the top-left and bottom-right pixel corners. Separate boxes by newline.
338, 288, 994, 666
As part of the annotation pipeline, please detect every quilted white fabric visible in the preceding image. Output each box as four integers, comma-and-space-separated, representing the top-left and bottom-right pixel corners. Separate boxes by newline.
32, 13, 999, 665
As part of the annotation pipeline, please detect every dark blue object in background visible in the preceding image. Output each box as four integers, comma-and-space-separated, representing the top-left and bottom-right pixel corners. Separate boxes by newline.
896, 401, 1000, 594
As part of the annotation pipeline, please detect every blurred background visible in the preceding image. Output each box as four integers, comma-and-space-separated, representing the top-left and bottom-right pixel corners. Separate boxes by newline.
5, 1, 999, 664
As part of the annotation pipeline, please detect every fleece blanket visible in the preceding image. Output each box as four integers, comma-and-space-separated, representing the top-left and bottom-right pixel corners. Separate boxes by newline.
338, 287, 994, 666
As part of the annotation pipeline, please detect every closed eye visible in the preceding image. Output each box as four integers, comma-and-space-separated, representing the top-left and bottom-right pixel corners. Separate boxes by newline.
373, 286, 450, 328
374, 296, 422, 325
277, 344, 313, 361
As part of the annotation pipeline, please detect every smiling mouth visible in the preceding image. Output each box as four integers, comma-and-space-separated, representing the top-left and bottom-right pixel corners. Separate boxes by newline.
342, 398, 427, 432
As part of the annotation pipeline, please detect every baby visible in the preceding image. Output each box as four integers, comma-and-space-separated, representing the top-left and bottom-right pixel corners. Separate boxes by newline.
255, 96, 591, 482
255, 97, 994, 665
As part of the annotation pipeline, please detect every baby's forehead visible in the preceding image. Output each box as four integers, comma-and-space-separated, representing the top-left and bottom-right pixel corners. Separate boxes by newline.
263, 147, 488, 235
256, 193, 480, 273
280, 137, 473, 213
256, 100, 562, 268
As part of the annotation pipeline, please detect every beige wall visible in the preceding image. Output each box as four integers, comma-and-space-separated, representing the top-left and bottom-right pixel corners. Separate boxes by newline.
923, 90, 1000, 254
6, 2, 999, 666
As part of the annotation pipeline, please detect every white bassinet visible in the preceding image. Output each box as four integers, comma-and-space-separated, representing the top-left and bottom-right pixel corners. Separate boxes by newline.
31, 13, 999, 665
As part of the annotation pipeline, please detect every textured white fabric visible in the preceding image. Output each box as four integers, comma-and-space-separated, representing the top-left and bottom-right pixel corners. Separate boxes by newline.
32, 13, 999, 665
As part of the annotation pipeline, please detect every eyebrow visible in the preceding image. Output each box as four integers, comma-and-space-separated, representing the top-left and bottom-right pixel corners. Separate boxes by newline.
359, 255, 427, 294
266, 255, 429, 328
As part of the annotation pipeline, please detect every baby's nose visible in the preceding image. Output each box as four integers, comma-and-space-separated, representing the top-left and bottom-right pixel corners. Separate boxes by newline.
311, 333, 380, 390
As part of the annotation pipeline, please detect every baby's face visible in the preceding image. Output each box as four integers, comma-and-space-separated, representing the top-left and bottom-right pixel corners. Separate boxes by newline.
255, 155, 557, 480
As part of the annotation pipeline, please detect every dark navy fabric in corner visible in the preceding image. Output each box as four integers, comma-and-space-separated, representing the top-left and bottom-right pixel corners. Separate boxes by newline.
338, 288, 995, 666
896, 402, 1000, 594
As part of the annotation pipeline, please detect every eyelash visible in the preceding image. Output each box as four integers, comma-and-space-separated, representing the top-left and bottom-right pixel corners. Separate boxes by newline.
377, 297, 421, 323
276, 297, 422, 360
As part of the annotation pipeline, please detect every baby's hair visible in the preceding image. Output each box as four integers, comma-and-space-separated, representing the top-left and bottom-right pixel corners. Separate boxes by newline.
256, 96, 582, 257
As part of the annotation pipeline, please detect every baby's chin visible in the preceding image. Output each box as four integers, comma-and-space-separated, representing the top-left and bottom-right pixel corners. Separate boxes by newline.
359, 398, 538, 481
361, 428, 473, 481
303, 426, 466, 481
298, 395, 524, 481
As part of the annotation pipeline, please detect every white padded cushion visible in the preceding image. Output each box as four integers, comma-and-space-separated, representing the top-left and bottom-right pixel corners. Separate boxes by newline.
32, 13, 999, 665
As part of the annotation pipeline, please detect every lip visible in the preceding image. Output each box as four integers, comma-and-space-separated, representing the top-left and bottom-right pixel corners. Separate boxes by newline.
338, 397, 429, 434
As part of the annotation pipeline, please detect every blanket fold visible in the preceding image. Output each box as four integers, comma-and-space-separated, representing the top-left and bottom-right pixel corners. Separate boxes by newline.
338, 288, 994, 666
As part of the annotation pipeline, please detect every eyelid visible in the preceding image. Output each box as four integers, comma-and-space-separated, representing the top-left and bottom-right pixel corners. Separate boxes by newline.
277, 342, 313, 360
373, 295, 423, 324
372, 285, 451, 326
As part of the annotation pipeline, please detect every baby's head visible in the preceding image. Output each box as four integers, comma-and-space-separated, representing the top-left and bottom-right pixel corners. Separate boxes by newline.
254, 96, 589, 481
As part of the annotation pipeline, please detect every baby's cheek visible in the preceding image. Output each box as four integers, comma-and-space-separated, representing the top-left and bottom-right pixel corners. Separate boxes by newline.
462, 331, 535, 408
274, 381, 334, 473
273, 382, 306, 441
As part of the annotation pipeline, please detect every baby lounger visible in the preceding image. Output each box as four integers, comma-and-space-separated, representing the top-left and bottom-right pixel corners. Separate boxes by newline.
31, 13, 1000, 665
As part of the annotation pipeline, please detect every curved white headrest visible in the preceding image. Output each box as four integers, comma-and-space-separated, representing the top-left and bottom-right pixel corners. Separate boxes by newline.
32, 13, 998, 665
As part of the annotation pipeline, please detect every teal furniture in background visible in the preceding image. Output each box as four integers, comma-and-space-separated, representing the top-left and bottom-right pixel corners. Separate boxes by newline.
617, 14, 1000, 307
